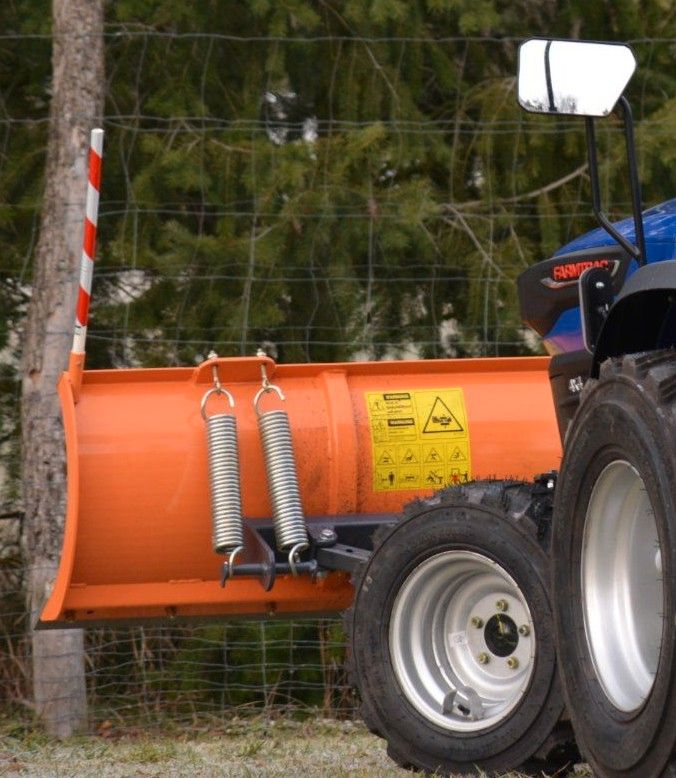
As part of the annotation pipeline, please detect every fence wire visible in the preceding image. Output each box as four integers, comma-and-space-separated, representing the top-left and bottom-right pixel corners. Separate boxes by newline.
2, 524, 353, 729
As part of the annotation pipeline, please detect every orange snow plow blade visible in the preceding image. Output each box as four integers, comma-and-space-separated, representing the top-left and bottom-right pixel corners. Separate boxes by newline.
39, 354, 561, 628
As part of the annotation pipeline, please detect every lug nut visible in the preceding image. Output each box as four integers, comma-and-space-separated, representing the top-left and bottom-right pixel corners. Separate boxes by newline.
506, 657, 519, 670
495, 599, 508, 612
471, 617, 484, 628
477, 652, 490, 665
518, 624, 530, 637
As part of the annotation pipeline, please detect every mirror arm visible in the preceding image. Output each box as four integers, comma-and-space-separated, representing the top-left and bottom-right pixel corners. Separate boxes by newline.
585, 116, 642, 262
544, 40, 556, 112
618, 96, 647, 266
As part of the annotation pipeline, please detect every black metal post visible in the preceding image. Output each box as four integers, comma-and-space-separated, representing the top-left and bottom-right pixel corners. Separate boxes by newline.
618, 96, 647, 266
584, 116, 642, 262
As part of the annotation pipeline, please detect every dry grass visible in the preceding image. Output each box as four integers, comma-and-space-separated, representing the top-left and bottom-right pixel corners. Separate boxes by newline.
0, 717, 590, 777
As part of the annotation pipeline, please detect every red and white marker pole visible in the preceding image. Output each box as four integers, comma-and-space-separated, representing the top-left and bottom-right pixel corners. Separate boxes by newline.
69, 127, 103, 398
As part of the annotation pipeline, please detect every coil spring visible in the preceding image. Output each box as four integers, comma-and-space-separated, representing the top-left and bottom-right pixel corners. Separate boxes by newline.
258, 409, 308, 551
204, 410, 244, 555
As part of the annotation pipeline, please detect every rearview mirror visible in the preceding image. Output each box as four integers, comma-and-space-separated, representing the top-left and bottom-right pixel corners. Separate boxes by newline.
518, 39, 636, 117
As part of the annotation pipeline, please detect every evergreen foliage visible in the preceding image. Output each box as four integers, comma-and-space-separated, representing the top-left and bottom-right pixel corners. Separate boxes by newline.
93, 2, 675, 366
1, 1, 674, 375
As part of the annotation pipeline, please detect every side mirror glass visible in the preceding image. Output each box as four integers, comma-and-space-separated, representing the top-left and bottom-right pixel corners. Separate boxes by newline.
518, 39, 636, 117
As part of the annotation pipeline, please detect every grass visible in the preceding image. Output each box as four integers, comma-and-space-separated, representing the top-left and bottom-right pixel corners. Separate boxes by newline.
0, 715, 589, 777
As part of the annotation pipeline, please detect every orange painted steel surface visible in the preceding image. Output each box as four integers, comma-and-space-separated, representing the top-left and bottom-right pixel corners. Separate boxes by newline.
40, 355, 561, 627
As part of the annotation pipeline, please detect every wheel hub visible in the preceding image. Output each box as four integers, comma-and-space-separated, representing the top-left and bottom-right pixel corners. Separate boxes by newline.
389, 551, 536, 732
484, 613, 519, 657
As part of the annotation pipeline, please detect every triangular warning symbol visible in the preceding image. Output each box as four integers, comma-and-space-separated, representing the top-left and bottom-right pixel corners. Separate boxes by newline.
450, 446, 466, 461
424, 447, 442, 463
423, 397, 463, 433
378, 449, 395, 465
400, 448, 418, 464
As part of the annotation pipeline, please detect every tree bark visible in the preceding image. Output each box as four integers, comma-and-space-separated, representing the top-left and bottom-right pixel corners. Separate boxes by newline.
21, 0, 104, 738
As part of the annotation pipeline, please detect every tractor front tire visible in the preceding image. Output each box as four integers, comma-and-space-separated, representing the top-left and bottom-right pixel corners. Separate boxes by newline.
345, 480, 573, 776
552, 351, 676, 777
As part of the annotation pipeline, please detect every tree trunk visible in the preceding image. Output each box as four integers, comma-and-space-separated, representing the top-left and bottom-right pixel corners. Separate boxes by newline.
21, 0, 104, 738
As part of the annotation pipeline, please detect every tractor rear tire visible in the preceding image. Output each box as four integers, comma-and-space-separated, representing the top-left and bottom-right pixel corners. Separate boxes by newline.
345, 479, 575, 776
552, 351, 676, 777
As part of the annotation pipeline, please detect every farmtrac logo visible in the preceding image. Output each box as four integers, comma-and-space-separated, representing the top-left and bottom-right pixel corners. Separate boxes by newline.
540, 258, 619, 289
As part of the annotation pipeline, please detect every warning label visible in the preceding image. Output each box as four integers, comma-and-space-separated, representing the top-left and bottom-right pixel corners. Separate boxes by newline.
366, 389, 472, 492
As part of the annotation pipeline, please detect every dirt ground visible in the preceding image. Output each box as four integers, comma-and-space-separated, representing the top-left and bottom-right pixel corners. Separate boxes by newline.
0, 717, 591, 778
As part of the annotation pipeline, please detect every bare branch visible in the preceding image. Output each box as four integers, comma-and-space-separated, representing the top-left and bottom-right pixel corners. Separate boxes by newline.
447, 162, 589, 211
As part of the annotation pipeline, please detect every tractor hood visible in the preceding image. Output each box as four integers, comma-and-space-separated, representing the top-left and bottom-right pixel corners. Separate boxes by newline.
556, 198, 676, 262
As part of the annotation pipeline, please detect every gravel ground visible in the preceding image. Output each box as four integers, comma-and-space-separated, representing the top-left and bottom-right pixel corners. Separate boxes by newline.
0, 718, 589, 777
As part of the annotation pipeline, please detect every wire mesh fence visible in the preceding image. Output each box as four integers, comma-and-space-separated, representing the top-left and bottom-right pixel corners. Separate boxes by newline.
1, 22, 675, 734
2, 530, 354, 731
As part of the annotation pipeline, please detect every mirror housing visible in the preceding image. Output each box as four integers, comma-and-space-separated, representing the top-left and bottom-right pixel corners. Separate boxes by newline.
518, 39, 636, 117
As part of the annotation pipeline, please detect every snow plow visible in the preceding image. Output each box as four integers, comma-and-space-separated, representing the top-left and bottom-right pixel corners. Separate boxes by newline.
41, 353, 559, 626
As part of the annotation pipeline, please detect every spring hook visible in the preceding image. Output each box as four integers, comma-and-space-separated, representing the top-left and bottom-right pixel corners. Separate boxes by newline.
201, 356, 244, 561
254, 363, 309, 568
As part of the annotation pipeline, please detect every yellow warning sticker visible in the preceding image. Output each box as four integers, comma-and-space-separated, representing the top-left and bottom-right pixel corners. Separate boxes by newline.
366, 389, 472, 492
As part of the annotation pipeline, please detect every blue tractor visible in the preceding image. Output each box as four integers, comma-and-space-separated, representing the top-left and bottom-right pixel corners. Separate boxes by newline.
518, 39, 675, 778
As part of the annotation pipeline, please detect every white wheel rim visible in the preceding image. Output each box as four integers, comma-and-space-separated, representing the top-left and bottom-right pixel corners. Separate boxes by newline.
389, 550, 536, 732
582, 460, 665, 712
